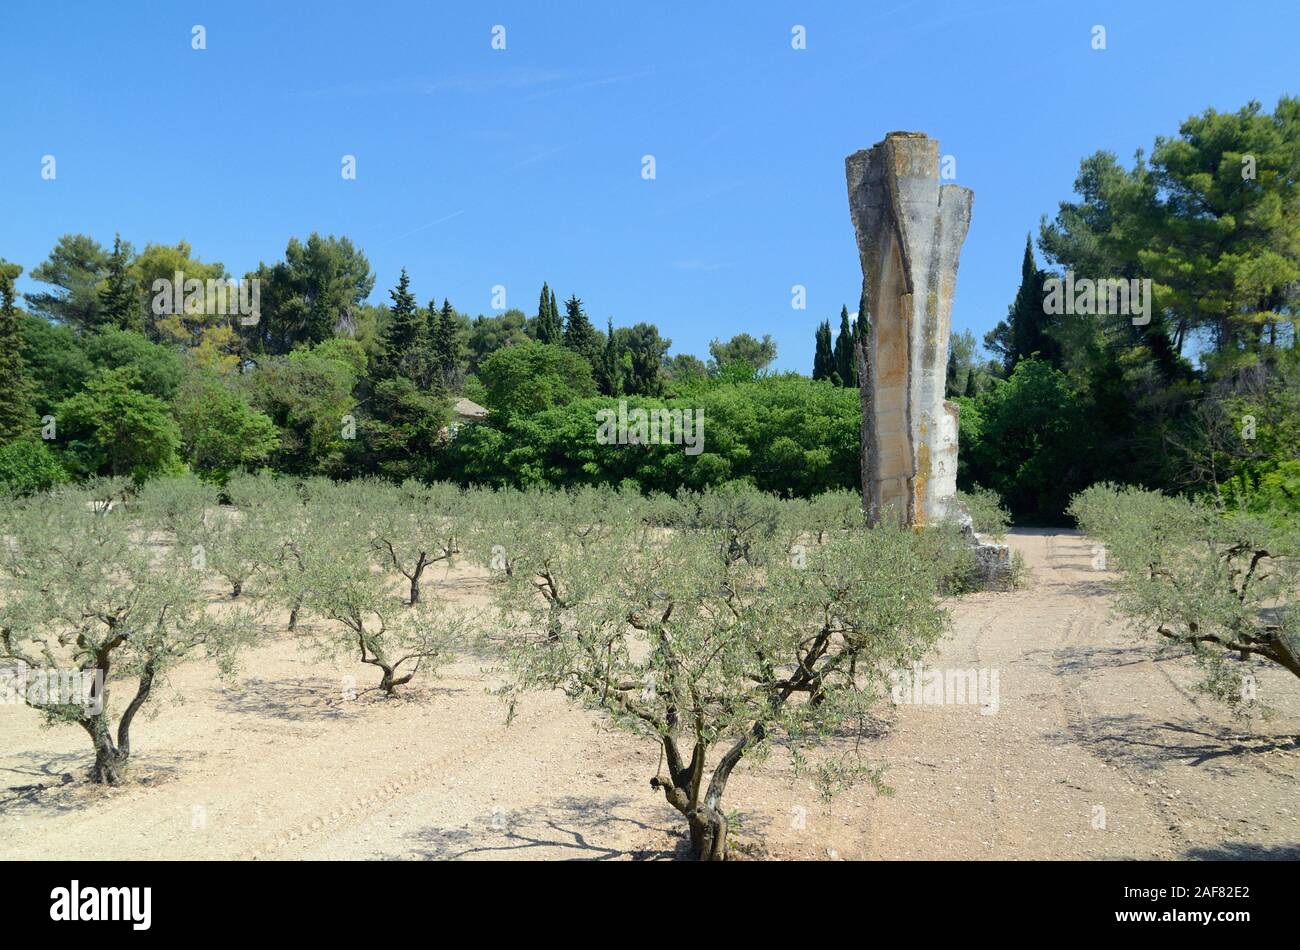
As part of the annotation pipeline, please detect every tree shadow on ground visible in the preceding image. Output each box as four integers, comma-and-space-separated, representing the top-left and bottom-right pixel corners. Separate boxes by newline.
0, 754, 81, 815
1184, 841, 1300, 860
785, 711, 894, 745
0, 749, 188, 819
218, 676, 346, 722
384, 795, 682, 861
1063, 714, 1300, 772
1052, 643, 1165, 674
1039, 578, 1119, 599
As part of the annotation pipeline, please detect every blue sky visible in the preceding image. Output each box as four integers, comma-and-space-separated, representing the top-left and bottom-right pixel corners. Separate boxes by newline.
1, 0, 1296, 370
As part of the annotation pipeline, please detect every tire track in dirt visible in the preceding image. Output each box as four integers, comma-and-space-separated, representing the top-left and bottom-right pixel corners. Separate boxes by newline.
237, 698, 561, 860
1054, 590, 1190, 855
864, 531, 1172, 858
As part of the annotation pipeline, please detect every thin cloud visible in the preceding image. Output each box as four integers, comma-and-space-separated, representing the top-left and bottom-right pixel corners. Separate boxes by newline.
671, 259, 728, 273
521, 68, 657, 102
292, 70, 573, 100
379, 210, 466, 247
509, 144, 568, 170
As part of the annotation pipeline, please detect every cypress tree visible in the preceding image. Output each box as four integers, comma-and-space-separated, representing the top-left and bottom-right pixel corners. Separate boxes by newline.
599, 317, 623, 396
946, 345, 960, 397
853, 292, 870, 378
535, 282, 562, 343
832, 304, 856, 386
99, 234, 142, 333
0, 270, 38, 444
812, 321, 834, 380
562, 294, 600, 365
989, 235, 1059, 373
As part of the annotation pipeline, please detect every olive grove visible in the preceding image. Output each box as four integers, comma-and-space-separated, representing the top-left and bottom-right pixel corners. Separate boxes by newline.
2, 474, 974, 860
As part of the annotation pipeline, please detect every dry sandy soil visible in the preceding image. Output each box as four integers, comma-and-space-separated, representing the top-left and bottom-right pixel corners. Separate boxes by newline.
2, 530, 1297, 861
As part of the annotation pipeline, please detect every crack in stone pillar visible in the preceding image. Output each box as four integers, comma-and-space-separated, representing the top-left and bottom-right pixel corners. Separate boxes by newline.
846, 132, 972, 528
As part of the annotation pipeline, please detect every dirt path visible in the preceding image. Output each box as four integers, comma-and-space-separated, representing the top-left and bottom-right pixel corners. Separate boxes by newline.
2, 532, 1297, 860
856, 530, 1300, 860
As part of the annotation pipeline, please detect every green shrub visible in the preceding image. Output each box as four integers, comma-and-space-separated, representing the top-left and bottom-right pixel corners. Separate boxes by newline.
954, 487, 1011, 540
0, 439, 68, 496
437, 375, 860, 498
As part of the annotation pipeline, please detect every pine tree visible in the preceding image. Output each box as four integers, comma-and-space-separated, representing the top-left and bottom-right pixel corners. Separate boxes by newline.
812, 321, 834, 380
99, 234, 142, 333
535, 282, 562, 343
0, 271, 38, 444
381, 268, 425, 375
833, 304, 856, 386
432, 298, 461, 385
562, 294, 600, 365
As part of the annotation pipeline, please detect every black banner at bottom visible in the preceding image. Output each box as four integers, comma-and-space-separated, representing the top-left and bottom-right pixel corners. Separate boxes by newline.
3, 859, 1289, 937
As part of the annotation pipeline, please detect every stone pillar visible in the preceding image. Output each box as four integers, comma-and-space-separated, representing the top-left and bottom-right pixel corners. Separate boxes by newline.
846, 132, 971, 528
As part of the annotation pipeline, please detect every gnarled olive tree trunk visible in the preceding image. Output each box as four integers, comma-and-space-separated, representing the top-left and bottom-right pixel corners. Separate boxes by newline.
651, 727, 754, 861
77, 659, 157, 785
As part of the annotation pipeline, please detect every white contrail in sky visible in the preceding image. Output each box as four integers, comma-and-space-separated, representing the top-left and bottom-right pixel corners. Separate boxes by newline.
380, 210, 466, 246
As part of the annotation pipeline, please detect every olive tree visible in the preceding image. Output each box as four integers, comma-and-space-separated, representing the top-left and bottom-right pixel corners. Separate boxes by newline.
133, 474, 277, 599
466, 485, 637, 647
0, 488, 247, 784
222, 472, 313, 629
1070, 483, 1300, 706
199, 504, 283, 599
488, 485, 952, 860
359, 479, 462, 605
804, 488, 866, 542
673, 482, 782, 567
281, 505, 462, 696
133, 472, 217, 541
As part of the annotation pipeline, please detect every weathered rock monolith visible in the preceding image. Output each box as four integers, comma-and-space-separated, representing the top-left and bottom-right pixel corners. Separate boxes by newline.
846, 131, 1009, 583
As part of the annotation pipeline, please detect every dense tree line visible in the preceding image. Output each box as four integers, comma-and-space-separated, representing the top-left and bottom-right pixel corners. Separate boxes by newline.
0, 232, 784, 494
439, 372, 860, 496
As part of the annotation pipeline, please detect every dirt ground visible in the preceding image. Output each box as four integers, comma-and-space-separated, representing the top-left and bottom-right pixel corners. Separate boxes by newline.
2, 530, 1297, 861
